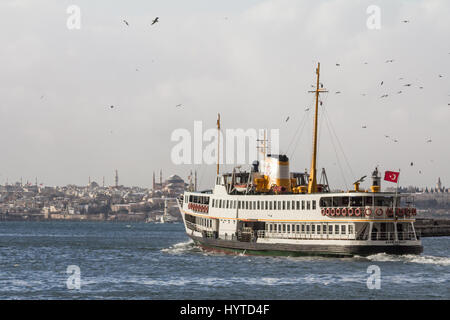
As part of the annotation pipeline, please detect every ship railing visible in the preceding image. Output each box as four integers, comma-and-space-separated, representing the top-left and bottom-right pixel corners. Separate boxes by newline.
371, 232, 418, 241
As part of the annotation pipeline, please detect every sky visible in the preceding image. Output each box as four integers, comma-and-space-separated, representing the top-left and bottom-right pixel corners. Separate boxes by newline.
0, 0, 449, 190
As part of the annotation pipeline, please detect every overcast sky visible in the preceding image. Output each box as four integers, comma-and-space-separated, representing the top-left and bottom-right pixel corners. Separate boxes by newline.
1, 0, 449, 190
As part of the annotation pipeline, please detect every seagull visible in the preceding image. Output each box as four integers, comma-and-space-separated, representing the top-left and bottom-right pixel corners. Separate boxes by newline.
361, 93, 367, 96
335, 91, 341, 94
336, 63, 340, 66
175, 104, 183, 108
110, 105, 115, 109
305, 107, 310, 111
362, 125, 367, 129
123, 20, 129, 26
438, 74, 443, 78
381, 81, 384, 85
40, 95, 44, 99
385, 59, 394, 63
380, 94, 389, 98
397, 91, 402, 94
320, 101, 323, 106
410, 162, 413, 166
426, 139, 432, 143
402, 20, 410, 23
151, 17, 159, 25
285, 116, 290, 122
404, 83, 412, 87
384, 135, 389, 138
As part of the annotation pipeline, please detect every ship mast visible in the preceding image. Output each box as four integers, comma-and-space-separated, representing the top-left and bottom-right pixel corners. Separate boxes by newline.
308, 62, 327, 193
217, 113, 221, 175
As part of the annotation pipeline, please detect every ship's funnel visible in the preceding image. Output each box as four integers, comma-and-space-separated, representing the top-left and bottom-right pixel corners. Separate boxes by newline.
263, 154, 291, 192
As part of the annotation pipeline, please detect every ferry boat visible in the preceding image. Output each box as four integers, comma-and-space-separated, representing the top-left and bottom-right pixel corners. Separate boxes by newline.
176, 63, 423, 257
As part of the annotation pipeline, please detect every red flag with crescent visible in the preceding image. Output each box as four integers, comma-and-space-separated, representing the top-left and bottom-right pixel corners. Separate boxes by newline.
384, 171, 399, 183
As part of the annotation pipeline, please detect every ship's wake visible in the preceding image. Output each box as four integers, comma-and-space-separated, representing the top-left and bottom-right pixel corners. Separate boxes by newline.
161, 239, 200, 255
365, 253, 450, 266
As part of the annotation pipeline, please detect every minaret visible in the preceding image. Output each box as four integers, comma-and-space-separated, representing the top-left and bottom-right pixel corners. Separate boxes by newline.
160, 169, 162, 186
152, 171, 156, 189
115, 170, 119, 188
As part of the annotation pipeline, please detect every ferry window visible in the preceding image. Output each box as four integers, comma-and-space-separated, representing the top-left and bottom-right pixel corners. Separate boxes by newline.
296, 225, 300, 232
257, 201, 260, 210
329, 225, 333, 234
301, 225, 305, 233
311, 225, 315, 233
332, 197, 338, 207
219, 200, 222, 208
312, 200, 316, 210
234, 201, 237, 209
269, 224, 273, 232
306, 225, 310, 233
283, 201, 286, 210
364, 197, 373, 206
348, 225, 354, 234
296, 201, 300, 210
212, 199, 215, 207
287, 201, 290, 210
254, 201, 257, 210
307, 201, 311, 210
269, 202, 272, 210
350, 197, 363, 207
238, 201, 241, 209
323, 225, 327, 234
375, 196, 393, 207
274, 224, 277, 232
335, 197, 349, 207
278, 201, 282, 210
317, 225, 321, 234
302, 201, 305, 210
335, 225, 340, 235
282, 224, 286, 232
287, 225, 290, 232
278, 224, 282, 233
249, 201, 252, 210
341, 225, 346, 234
320, 197, 331, 207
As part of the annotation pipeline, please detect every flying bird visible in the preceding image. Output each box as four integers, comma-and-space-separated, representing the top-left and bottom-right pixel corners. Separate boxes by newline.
404, 83, 412, 87
380, 94, 388, 98
176, 104, 183, 108
336, 63, 340, 66
381, 81, 384, 86
402, 20, 410, 23
151, 17, 159, 25
335, 91, 341, 94
426, 139, 432, 143
385, 59, 394, 63
285, 116, 290, 122
110, 105, 115, 109
305, 107, 310, 111
438, 74, 444, 78
397, 91, 402, 94
123, 20, 129, 26
410, 162, 413, 166
362, 125, 367, 129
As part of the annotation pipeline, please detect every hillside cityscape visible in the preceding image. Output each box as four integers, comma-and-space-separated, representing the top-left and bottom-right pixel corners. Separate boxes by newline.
0, 172, 448, 222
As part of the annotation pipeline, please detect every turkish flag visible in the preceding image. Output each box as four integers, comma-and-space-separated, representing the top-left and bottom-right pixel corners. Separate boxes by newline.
384, 171, 399, 183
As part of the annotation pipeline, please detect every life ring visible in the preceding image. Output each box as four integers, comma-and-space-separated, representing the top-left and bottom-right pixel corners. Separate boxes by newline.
326, 208, 331, 216
412, 208, 417, 215
397, 208, 404, 217
336, 208, 341, 216
341, 208, 348, 216
355, 208, 361, 216
386, 208, 393, 217
321, 208, 326, 216
348, 208, 354, 216
331, 208, 336, 216
375, 208, 383, 216
365, 208, 372, 216
405, 208, 411, 217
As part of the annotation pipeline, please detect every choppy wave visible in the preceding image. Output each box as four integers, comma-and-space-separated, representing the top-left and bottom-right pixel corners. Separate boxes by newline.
365, 253, 450, 266
161, 239, 197, 254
